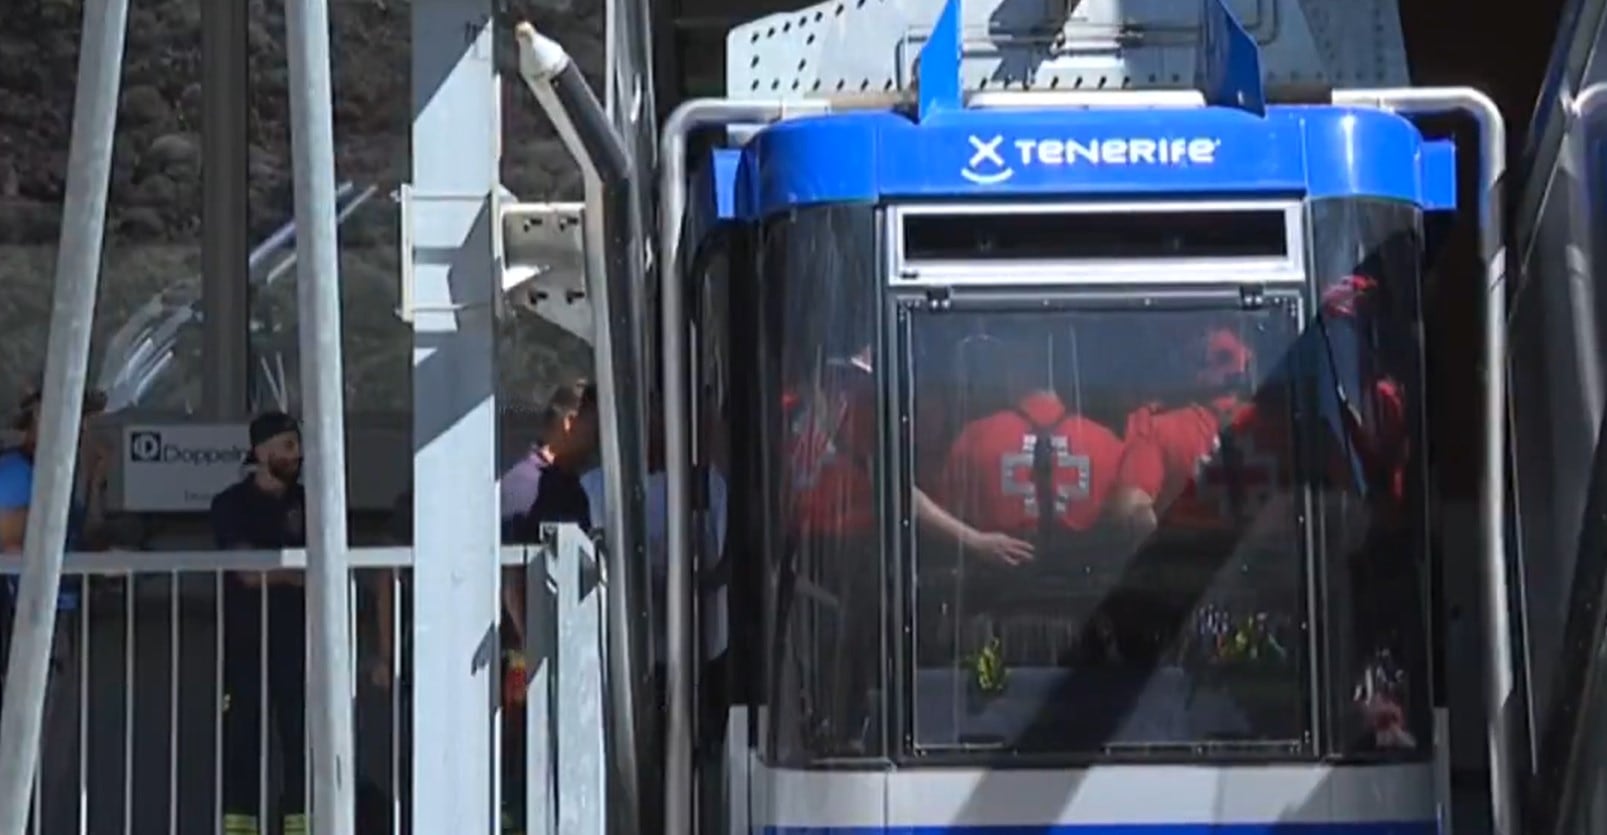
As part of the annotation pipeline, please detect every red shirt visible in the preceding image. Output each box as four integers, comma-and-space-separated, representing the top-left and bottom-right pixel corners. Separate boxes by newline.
784, 364, 877, 537
1339, 376, 1410, 507
1117, 395, 1292, 531
1117, 380, 1409, 532
940, 392, 1127, 535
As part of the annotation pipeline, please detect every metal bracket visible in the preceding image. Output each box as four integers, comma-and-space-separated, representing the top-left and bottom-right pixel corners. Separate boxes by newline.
401, 184, 504, 322
500, 200, 592, 344
399, 185, 591, 340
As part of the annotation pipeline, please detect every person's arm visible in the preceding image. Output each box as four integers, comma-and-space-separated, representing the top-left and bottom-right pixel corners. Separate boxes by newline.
371, 570, 397, 687
1108, 438, 1167, 540
502, 567, 525, 648
81, 476, 105, 537
209, 490, 240, 549
500, 460, 539, 526
0, 459, 29, 553
579, 469, 606, 533
917, 427, 1032, 565
911, 487, 971, 542
912, 488, 1034, 565
77, 432, 110, 547
372, 494, 412, 689
518, 468, 593, 545
209, 489, 262, 586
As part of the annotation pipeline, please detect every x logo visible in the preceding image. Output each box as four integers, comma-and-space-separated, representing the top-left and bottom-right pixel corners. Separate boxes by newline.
967, 134, 1005, 168
961, 134, 1013, 184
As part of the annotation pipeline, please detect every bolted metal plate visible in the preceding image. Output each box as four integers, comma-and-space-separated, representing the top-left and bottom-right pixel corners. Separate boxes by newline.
725, 0, 1408, 101
500, 201, 594, 345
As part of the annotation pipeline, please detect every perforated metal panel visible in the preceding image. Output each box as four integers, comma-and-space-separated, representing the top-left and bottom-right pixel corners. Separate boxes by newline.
725, 0, 1408, 100
499, 201, 593, 344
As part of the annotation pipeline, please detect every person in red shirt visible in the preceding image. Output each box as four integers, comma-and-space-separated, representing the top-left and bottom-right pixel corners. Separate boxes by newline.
785, 352, 878, 539
783, 345, 1034, 565
1109, 291, 1420, 750
940, 386, 1129, 544
1106, 311, 1411, 536
1109, 325, 1293, 539
1314, 275, 1411, 512
1315, 274, 1420, 752
778, 344, 1032, 751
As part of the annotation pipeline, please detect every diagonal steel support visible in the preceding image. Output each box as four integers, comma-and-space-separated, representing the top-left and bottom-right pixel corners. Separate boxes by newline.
0, 0, 130, 830
284, 0, 357, 830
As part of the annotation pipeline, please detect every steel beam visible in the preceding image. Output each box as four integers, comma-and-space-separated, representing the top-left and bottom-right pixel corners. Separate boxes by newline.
0, 0, 129, 828
200, 0, 251, 418
408, 0, 502, 830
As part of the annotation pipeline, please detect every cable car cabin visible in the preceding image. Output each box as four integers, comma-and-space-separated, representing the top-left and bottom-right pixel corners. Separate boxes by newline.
676, 5, 1458, 834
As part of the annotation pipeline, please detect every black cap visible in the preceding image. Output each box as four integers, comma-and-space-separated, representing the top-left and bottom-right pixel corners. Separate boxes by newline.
245, 411, 299, 463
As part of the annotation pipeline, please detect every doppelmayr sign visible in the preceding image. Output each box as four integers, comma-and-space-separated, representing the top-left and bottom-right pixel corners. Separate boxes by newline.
122, 424, 251, 512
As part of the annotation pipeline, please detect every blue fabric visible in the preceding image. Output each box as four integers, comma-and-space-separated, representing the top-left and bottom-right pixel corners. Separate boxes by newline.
0, 450, 82, 611
0, 453, 29, 510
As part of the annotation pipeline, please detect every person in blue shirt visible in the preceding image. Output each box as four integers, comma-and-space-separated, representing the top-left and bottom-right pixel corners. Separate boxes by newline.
0, 386, 110, 613
0, 386, 108, 812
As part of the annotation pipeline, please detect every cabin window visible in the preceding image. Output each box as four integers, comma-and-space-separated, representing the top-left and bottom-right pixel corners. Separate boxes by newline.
901, 301, 1312, 757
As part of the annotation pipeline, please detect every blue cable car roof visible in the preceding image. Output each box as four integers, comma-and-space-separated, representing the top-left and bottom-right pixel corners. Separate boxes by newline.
733, 106, 1456, 218
718, 0, 1456, 220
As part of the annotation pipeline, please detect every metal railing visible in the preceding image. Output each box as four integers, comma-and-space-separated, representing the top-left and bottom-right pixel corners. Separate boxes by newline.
0, 525, 606, 835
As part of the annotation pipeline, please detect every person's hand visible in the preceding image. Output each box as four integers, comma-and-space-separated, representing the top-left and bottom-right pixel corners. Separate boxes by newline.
1105, 488, 1159, 543
1358, 692, 1416, 749
963, 530, 1034, 566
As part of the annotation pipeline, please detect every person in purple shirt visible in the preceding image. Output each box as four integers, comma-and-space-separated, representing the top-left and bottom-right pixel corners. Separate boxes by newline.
500, 378, 590, 539
498, 378, 593, 832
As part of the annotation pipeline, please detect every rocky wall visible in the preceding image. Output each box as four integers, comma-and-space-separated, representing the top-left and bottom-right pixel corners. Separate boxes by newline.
0, 0, 599, 414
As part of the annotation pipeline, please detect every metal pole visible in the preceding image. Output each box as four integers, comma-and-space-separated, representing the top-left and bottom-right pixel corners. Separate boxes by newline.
656, 97, 826, 835
200, 0, 251, 419
1334, 87, 1514, 835
0, 0, 129, 829
603, 0, 657, 436
515, 25, 651, 834
284, 0, 356, 830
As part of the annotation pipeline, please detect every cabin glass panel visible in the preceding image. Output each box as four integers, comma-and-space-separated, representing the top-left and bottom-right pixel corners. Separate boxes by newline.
902, 299, 1310, 756
742, 195, 1433, 765
1304, 197, 1432, 759
756, 204, 887, 763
